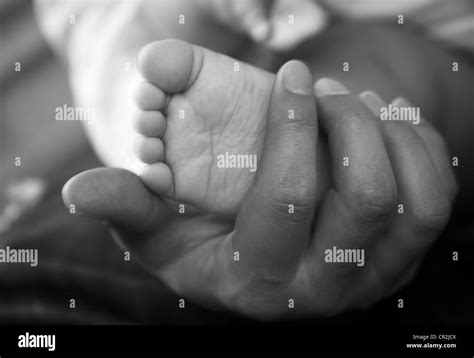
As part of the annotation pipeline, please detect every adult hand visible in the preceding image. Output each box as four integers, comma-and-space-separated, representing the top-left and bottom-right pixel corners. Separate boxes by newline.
63, 64, 456, 320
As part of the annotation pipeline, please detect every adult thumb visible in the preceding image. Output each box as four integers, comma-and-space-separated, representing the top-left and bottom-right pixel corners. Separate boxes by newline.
62, 168, 169, 233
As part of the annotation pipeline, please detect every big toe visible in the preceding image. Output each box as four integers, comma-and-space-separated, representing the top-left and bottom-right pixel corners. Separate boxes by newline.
138, 39, 203, 93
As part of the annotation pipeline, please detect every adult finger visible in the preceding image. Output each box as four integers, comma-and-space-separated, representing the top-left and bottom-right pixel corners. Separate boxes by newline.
62, 168, 169, 234
231, 60, 318, 286
309, 79, 397, 277
392, 97, 458, 200
359, 91, 451, 286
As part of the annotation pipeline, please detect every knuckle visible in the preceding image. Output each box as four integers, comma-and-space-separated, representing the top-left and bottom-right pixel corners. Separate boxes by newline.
283, 106, 318, 127
343, 186, 397, 226
263, 193, 315, 225
261, 176, 317, 225
411, 195, 452, 232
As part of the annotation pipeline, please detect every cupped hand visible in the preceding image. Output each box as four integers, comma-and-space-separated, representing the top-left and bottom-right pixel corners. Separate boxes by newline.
63, 63, 456, 320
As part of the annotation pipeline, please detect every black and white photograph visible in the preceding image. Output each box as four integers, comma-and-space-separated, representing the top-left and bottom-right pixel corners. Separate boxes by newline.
1, 0, 473, 355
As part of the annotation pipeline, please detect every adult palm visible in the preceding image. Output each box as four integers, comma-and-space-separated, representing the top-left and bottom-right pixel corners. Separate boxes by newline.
63, 65, 456, 320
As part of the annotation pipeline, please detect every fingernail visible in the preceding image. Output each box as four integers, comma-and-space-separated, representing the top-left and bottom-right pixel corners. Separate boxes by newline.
359, 90, 386, 116
313, 78, 349, 96
282, 60, 313, 95
392, 97, 411, 107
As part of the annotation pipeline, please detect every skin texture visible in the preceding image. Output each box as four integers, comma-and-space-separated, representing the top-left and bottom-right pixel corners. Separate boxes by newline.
294, 22, 472, 217
132, 19, 473, 220
133, 39, 275, 215
63, 67, 456, 320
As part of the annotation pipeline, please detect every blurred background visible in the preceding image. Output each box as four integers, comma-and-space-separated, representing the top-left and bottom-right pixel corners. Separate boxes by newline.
0, 0, 89, 216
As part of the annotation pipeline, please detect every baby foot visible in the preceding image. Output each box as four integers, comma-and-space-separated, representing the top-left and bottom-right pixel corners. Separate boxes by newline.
132, 39, 275, 215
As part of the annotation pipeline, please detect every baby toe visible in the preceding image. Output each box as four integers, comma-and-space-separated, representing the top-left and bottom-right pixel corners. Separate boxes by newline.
133, 136, 164, 164
132, 111, 167, 137
139, 162, 174, 196
134, 81, 167, 111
